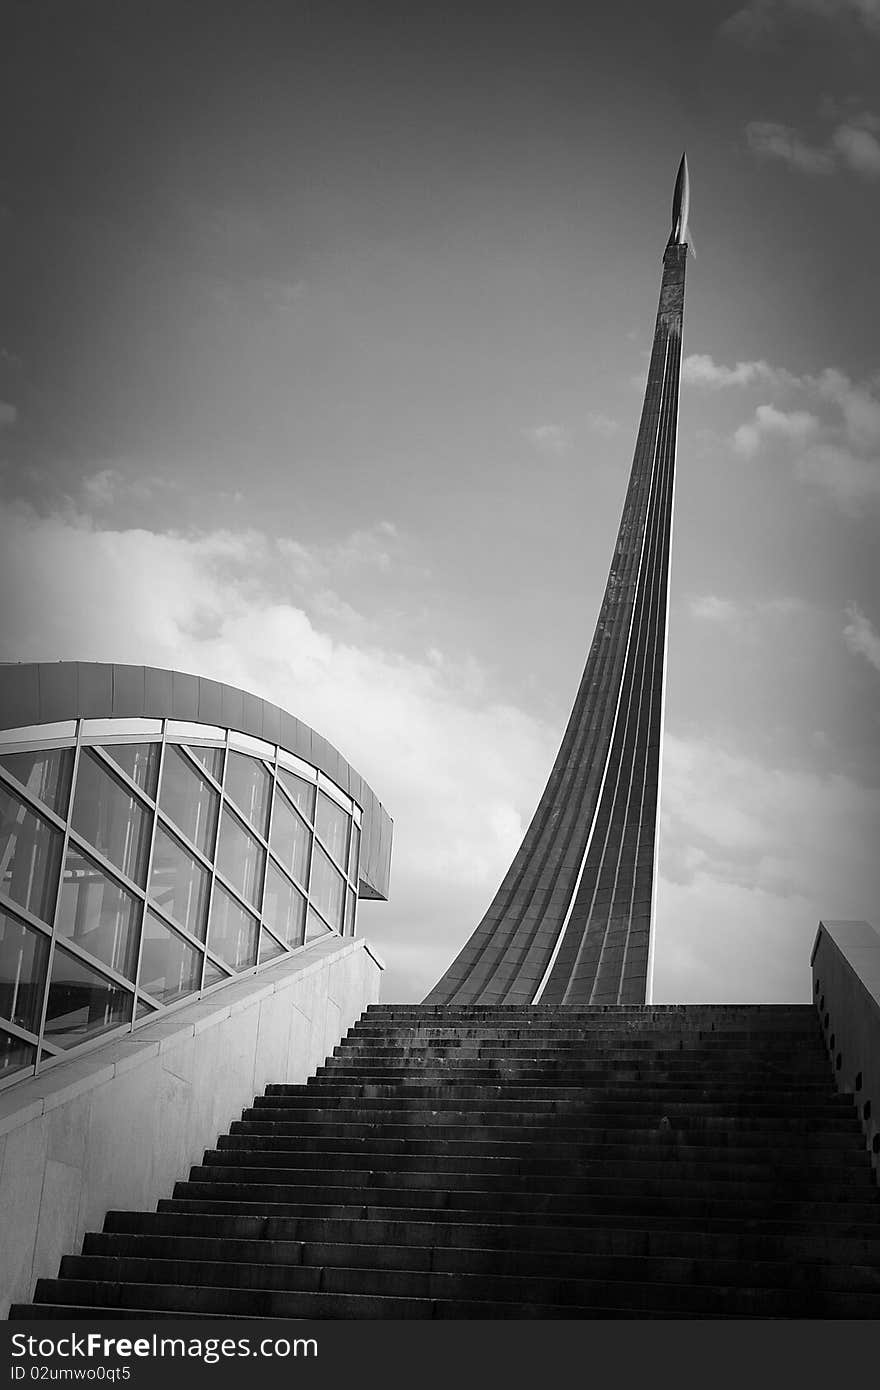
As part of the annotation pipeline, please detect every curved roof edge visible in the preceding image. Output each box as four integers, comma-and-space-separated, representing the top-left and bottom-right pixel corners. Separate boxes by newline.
0, 661, 392, 902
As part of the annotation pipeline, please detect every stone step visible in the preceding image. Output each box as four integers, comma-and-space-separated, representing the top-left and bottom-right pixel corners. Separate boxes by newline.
251, 1092, 853, 1118
237, 1106, 862, 1135
15, 1002, 878, 1322
173, 1175, 880, 1213
28, 1271, 880, 1319
101, 1210, 880, 1262
157, 1193, 880, 1234
229, 1118, 864, 1149
76, 1232, 880, 1296
201, 1147, 876, 1187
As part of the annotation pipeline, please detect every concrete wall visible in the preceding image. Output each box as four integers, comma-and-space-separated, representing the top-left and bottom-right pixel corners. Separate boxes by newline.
811, 919, 880, 1182
0, 935, 383, 1316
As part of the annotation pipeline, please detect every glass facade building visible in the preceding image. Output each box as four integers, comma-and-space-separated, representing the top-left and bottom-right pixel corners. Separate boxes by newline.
0, 710, 368, 1089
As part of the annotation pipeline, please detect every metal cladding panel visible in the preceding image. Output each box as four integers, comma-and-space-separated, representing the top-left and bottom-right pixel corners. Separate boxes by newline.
241, 690, 264, 739
260, 699, 281, 749
76, 664, 113, 717
0, 664, 40, 730
37, 663, 78, 723
219, 683, 244, 732
112, 664, 146, 715
427, 237, 687, 1008
0, 661, 392, 901
196, 678, 224, 727
171, 670, 200, 720
144, 666, 173, 713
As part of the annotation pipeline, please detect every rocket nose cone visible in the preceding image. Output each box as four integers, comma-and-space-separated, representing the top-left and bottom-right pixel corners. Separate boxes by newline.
671, 152, 690, 244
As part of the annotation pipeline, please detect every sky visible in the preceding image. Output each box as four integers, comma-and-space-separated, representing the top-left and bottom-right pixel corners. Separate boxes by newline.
1, 0, 878, 1003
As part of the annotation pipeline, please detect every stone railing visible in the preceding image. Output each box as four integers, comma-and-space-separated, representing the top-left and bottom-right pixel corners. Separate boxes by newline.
811, 919, 880, 1181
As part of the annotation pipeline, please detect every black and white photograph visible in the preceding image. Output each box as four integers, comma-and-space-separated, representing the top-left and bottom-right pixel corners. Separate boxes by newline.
0, 0, 878, 1362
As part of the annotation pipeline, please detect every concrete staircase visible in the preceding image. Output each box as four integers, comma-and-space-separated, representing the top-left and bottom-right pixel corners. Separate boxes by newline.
10, 1004, 880, 1319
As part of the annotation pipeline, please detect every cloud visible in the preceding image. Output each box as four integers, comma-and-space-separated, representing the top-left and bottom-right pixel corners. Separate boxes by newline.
733, 404, 820, 457
79, 467, 181, 509
585, 411, 619, 438
525, 424, 571, 457
746, 115, 880, 180
279, 521, 400, 582
688, 593, 806, 626
653, 732, 880, 1001
682, 355, 794, 389
0, 495, 555, 1002
688, 595, 741, 623
843, 602, 880, 672
0, 401, 17, 427
686, 355, 880, 507
722, 0, 880, 44
746, 121, 836, 174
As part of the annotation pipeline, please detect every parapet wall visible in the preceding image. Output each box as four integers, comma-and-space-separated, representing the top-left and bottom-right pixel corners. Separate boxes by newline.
0, 934, 383, 1316
811, 919, 880, 1182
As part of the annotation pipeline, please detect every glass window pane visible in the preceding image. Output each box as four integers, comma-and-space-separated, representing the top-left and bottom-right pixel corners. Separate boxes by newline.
0, 907, 49, 1033
135, 998, 157, 1020
149, 825, 210, 941
263, 862, 306, 947
208, 885, 258, 972
217, 812, 265, 909
0, 785, 62, 924
44, 945, 132, 1050
225, 752, 271, 836
72, 750, 152, 887
316, 792, 349, 869
0, 747, 73, 817
277, 768, 315, 821
258, 929, 286, 964
349, 823, 361, 883
159, 746, 219, 859
57, 845, 142, 981
139, 912, 203, 1005
345, 887, 356, 938
187, 745, 225, 782
0, 1027, 36, 1080
305, 907, 332, 942
269, 792, 310, 887
99, 743, 159, 797
310, 843, 344, 931
203, 957, 230, 988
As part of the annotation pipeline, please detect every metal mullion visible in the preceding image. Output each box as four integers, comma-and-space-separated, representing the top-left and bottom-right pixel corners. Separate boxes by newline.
33, 721, 84, 1074
308, 899, 340, 936
0, 767, 67, 831
265, 844, 308, 898
195, 728, 233, 993
153, 809, 214, 874
135, 985, 163, 1012
173, 741, 225, 794
212, 867, 261, 922
0, 892, 55, 939
0, 1015, 40, 1046
256, 748, 284, 961
274, 772, 316, 828
65, 827, 148, 904
143, 897, 209, 956
129, 726, 168, 1031
84, 743, 159, 810
53, 931, 138, 995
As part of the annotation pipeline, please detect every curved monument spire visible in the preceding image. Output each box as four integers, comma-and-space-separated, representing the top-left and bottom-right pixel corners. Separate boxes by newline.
426, 156, 689, 1007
